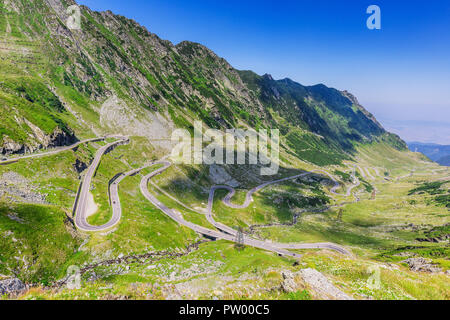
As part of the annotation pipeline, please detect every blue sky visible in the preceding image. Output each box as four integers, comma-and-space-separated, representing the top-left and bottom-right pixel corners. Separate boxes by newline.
78, 0, 450, 144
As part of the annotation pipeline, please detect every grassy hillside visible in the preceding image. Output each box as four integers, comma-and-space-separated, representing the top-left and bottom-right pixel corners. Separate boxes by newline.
0, 0, 404, 162
0, 0, 448, 300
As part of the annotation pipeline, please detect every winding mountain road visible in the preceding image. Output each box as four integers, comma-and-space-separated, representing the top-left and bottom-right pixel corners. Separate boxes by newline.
209, 168, 360, 214
139, 162, 304, 259
0, 137, 107, 165
73, 152, 354, 257
364, 167, 375, 180
373, 167, 383, 178
205, 170, 355, 256
3, 138, 381, 257
74, 136, 129, 231
4, 133, 445, 259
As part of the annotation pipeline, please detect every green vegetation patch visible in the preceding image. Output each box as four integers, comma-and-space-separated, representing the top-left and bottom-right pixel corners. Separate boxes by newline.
0, 203, 83, 284
376, 246, 450, 270
409, 181, 450, 207
409, 181, 448, 196
0, 76, 71, 143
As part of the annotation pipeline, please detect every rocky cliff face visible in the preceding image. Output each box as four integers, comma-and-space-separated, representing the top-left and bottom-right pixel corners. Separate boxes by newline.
0, 0, 406, 163
0, 127, 76, 156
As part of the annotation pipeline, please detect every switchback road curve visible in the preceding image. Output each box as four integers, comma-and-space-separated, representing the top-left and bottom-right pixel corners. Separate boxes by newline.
206, 171, 355, 256
76, 156, 353, 257
210, 168, 360, 214
139, 162, 304, 259
4, 134, 442, 258
74, 136, 129, 231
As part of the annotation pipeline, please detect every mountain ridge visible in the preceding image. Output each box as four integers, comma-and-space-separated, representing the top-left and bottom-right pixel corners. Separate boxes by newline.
0, 0, 449, 301
0, 0, 406, 166
408, 141, 450, 166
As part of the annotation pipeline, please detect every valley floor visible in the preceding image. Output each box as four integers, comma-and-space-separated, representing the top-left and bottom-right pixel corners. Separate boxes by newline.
0, 137, 449, 300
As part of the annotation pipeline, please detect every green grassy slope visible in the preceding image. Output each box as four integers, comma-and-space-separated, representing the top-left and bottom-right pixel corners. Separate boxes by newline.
0, 0, 448, 300
1, 0, 404, 162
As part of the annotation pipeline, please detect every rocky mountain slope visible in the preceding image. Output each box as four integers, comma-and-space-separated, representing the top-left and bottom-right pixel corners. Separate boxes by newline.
0, 0, 448, 301
0, 0, 405, 163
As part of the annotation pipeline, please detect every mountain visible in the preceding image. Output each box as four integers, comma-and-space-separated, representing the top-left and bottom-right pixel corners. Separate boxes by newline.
408, 142, 450, 165
0, 0, 405, 165
238, 71, 406, 164
437, 155, 450, 166
2, 0, 448, 301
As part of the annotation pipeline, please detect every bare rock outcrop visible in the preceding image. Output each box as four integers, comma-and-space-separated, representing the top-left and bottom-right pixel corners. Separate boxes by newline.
0, 136, 23, 155
403, 258, 442, 273
0, 278, 27, 296
281, 271, 298, 293
0, 172, 47, 204
281, 269, 353, 300
0, 127, 76, 156
298, 268, 353, 300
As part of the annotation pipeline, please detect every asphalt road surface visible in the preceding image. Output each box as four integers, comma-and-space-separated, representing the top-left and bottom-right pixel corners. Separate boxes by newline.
139, 162, 304, 259
140, 162, 356, 257
0, 137, 107, 165
75, 155, 353, 257
74, 136, 129, 231
4, 134, 443, 259
206, 172, 354, 256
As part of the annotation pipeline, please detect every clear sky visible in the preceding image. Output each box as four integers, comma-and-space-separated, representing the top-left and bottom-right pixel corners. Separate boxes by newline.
77, 0, 450, 144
